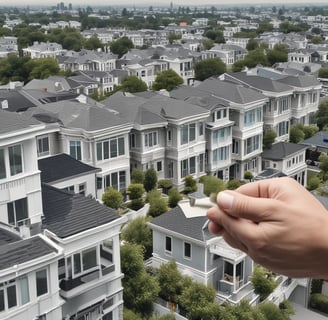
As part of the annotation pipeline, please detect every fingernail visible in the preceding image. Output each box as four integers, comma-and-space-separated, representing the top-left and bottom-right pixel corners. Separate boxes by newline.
218, 192, 234, 211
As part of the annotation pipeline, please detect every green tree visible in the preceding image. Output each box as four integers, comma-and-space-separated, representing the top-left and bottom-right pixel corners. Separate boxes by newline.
311, 35, 323, 44
319, 68, 328, 79
258, 300, 294, 320
267, 44, 288, 66
147, 189, 167, 217
27, 57, 60, 80
183, 175, 197, 194
179, 282, 216, 320
110, 37, 134, 58
202, 38, 214, 50
152, 69, 184, 91
263, 128, 277, 149
84, 34, 103, 50
303, 125, 319, 140
131, 168, 145, 184
315, 100, 328, 130
144, 167, 158, 192
127, 183, 144, 210
168, 188, 182, 208
157, 260, 184, 302
251, 265, 277, 301
289, 125, 305, 143
123, 308, 142, 320
246, 38, 259, 51
121, 216, 153, 259
168, 32, 182, 44
102, 187, 123, 209
199, 175, 226, 196
232, 59, 246, 72
121, 243, 159, 316
120, 75, 147, 93
319, 153, 328, 181
244, 48, 269, 68
194, 58, 226, 81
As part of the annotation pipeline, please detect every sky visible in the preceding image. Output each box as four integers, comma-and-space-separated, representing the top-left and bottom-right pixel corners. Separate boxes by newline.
1, 0, 328, 7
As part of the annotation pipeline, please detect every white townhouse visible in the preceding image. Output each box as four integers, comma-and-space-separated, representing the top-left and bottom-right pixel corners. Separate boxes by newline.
0, 108, 127, 320
170, 86, 234, 182
57, 49, 117, 73
224, 71, 295, 142
261, 142, 308, 186
24, 99, 134, 200
22, 41, 66, 59
102, 92, 168, 180
104, 91, 210, 190
196, 78, 268, 181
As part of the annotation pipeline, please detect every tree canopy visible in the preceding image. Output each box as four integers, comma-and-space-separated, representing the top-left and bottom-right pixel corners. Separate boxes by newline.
194, 58, 226, 81
152, 69, 184, 91
120, 75, 148, 93
109, 36, 134, 58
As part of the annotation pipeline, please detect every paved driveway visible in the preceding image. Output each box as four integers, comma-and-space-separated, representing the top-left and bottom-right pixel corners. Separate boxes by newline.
291, 303, 328, 320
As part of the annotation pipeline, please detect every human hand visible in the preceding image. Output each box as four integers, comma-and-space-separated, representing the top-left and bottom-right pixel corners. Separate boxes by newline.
206, 177, 328, 278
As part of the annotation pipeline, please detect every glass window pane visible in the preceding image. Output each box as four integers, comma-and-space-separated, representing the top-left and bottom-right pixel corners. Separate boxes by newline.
104, 141, 109, 159
74, 253, 81, 274
15, 198, 28, 222
20, 277, 30, 305
7, 285, 17, 308
118, 137, 124, 156
0, 289, 4, 311
110, 139, 117, 158
165, 237, 171, 252
189, 124, 196, 141
83, 248, 97, 271
0, 149, 6, 179
7, 202, 15, 225
111, 172, 118, 190
36, 270, 48, 297
9, 145, 22, 176
184, 242, 191, 258
96, 142, 102, 161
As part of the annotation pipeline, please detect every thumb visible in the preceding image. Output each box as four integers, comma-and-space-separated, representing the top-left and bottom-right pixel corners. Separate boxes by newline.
217, 190, 279, 222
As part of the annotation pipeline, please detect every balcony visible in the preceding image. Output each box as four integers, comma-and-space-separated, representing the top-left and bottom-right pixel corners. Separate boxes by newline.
59, 249, 115, 295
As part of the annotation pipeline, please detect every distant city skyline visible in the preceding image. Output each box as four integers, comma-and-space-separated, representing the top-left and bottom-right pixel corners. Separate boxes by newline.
1, 0, 328, 7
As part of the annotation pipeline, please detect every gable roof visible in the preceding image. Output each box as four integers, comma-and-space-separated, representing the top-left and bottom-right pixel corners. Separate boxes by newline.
0, 109, 41, 134
25, 100, 130, 132
0, 88, 39, 112
148, 206, 213, 242
42, 184, 120, 238
277, 74, 321, 88
103, 92, 167, 127
0, 235, 57, 271
262, 142, 307, 160
225, 72, 293, 93
38, 153, 100, 184
301, 131, 328, 149
196, 78, 267, 105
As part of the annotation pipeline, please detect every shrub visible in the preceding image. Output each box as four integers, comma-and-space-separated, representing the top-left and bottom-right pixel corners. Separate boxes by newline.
147, 190, 167, 217
226, 179, 241, 190
102, 187, 123, 209
309, 293, 328, 314
158, 179, 173, 194
127, 184, 145, 200
307, 176, 320, 191
199, 175, 226, 196
251, 265, 277, 301
144, 168, 157, 192
183, 175, 197, 194
244, 171, 254, 182
131, 168, 144, 184
128, 198, 144, 211
168, 188, 183, 207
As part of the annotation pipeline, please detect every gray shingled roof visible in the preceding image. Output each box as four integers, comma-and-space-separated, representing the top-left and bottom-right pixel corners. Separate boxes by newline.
301, 131, 328, 149
0, 89, 39, 112
0, 228, 21, 246
0, 235, 57, 271
262, 142, 307, 160
170, 86, 228, 110
42, 184, 120, 238
25, 100, 130, 131
0, 109, 41, 134
197, 78, 267, 105
148, 206, 214, 242
226, 72, 293, 93
277, 74, 320, 88
38, 153, 100, 184
103, 92, 167, 126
